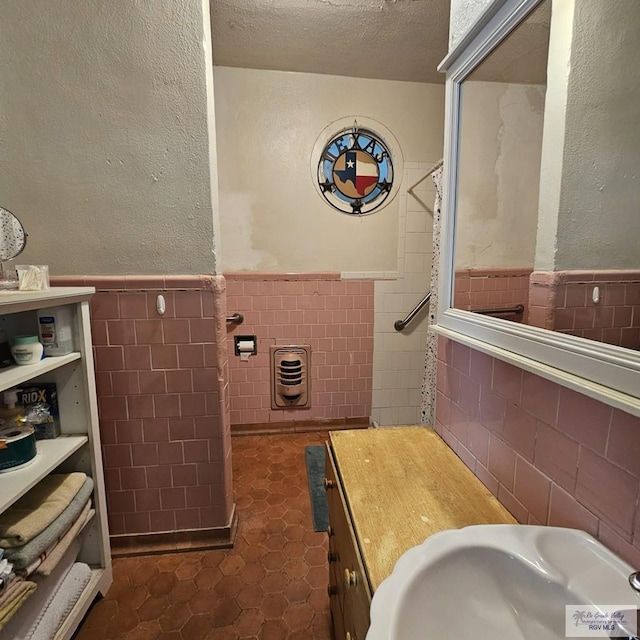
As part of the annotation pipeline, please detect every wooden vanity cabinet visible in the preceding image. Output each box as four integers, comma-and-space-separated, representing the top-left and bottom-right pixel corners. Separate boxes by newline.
325, 427, 516, 640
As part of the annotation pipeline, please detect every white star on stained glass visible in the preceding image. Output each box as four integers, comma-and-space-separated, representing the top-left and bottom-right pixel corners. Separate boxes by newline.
346, 160, 355, 168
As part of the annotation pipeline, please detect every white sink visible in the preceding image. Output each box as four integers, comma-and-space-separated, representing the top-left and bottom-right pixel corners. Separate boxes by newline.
367, 525, 639, 640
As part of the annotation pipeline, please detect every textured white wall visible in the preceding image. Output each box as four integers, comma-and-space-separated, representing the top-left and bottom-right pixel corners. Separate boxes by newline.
0, 0, 218, 275
456, 81, 545, 270
213, 67, 444, 273
555, 0, 640, 270
449, 0, 494, 48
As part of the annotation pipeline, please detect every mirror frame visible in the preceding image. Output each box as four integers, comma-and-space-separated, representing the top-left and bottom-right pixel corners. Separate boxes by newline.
435, 0, 640, 417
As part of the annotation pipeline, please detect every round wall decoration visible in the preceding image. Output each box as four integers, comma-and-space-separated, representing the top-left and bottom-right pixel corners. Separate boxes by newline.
315, 123, 396, 216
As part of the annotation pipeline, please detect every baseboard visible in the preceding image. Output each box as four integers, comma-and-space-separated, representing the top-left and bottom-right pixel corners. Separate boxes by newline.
110, 504, 238, 557
231, 416, 370, 436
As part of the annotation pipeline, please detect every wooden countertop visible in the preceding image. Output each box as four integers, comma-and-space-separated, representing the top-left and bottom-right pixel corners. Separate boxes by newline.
329, 426, 516, 591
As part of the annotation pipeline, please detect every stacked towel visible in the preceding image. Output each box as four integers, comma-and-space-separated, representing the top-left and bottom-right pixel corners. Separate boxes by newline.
37, 504, 93, 577
30, 563, 91, 640
0, 576, 36, 630
0, 473, 86, 547
5, 478, 94, 571
0, 541, 81, 640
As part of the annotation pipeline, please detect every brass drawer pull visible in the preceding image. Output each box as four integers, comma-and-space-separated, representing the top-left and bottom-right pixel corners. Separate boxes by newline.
324, 478, 335, 490
327, 525, 334, 537
344, 568, 358, 588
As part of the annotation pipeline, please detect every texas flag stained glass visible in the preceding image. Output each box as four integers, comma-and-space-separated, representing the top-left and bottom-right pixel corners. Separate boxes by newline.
316, 125, 394, 215
333, 150, 380, 198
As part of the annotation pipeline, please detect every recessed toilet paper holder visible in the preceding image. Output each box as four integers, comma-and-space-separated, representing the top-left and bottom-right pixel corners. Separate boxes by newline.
234, 335, 257, 357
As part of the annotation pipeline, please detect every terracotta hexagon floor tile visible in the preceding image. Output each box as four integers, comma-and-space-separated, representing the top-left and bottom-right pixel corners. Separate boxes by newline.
261, 571, 288, 595
201, 550, 225, 568
180, 613, 214, 640
282, 509, 306, 525
210, 598, 242, 627
194, 566, 223, 590
175, 559, 201, 581
214, 574, 244, 599
124, 620, 163, 640
219, 554, 245, 576
77, 431, 334, 640
302, 530, 327, 548
283, 523, 306, 541
251, 499, 270, 514
186, 588, 216, 615
234, 608, 266, 636
239, 542, 268, 563
307, 587, 329, 614
283, 540, 307, 558
305, 565, 329, 589
80, 599, 118, 629
105, 606, 139, 637
259, 592, 288, 620
262, 550, 286, 571
260, 619, 289, 640
240, 561, 267, 584
282, 602, 315, 632
129, 561, 160, 586
283, 557, 310, 581
237, 583, 264, 609
158, 602, 191, 632
265, 518, 287, 533
167, 579, 198, 604
282, 578, 313, 604
148, 571, 178, 597
263, 533, 287, 552
156, 553, 185, 573
138, 596, 169, 622
305, 546, 328, 567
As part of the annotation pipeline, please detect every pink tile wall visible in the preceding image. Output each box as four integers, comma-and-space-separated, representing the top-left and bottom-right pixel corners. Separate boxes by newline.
52, 276, 234, 537
454, 269, 531, 323
224, 273, 374, 425
435, 335, 640, 565
529, 271, 640, 348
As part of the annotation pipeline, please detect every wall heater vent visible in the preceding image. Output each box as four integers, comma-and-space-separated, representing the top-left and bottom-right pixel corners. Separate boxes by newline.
270, 345, 311, 409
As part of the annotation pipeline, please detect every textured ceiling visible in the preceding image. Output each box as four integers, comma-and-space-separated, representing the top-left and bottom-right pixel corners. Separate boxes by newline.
468, 0, 551, 85
210, 0, 451, 84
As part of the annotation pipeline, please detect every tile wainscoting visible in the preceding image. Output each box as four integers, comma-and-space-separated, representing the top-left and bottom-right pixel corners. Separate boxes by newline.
224, 273, 374, 428
435, 335, 640, 565
51, 275, 235, 551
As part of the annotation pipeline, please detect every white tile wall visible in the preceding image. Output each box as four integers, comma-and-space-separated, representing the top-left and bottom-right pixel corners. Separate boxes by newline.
371, 162, 436, 426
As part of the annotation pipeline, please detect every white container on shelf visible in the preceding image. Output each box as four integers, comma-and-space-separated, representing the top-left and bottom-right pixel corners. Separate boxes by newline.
37, 306, 74, 356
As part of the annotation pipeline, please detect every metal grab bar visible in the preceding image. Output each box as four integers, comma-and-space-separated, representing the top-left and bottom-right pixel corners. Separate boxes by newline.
226, 312, 244, 325
394, 292, 431, 331
472, 304, 524, 316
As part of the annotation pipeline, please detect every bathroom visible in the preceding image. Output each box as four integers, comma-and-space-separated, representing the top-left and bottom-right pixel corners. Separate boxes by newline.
0, 0, 639, 638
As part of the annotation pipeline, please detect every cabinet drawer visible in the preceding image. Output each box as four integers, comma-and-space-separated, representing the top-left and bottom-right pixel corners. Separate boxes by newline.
325, 444, 371, 640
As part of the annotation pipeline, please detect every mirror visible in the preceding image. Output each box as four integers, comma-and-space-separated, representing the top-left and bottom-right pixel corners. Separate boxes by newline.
0, 207, 27, 262
452, 0, 640, 352
0, 207, 27, 289
437, 0, 640, 405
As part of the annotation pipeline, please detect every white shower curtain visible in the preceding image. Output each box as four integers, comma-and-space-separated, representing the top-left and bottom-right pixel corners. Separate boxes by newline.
421, 165, 443, 426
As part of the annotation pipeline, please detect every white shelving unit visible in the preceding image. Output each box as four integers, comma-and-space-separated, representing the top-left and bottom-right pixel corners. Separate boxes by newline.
0, 288, 112, 640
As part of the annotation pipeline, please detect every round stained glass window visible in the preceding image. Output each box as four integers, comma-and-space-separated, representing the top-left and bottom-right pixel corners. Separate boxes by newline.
316, 126, 394, 216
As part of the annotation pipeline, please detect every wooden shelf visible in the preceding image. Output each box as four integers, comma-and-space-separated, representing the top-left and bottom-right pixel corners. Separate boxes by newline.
0, 353, 81, 394
0, 435, 89, 511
